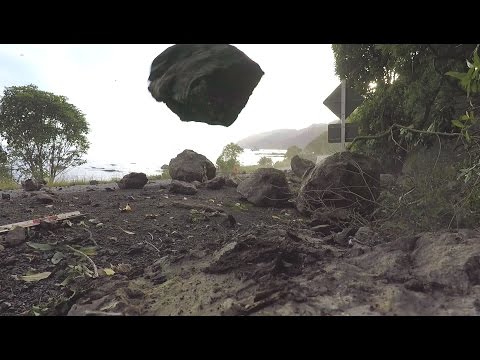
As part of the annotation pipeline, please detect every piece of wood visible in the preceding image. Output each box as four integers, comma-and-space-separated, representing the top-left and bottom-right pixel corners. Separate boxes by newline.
0, 211, 83, 234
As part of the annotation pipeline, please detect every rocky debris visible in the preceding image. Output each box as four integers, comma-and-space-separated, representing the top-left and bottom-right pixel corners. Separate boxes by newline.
225, 177, 238, 188
117, 172, 148, 190
5, 226, 26, 247
169, 180, 198, 195
169, 150, 216, 183
89, 180, 99, 186
296, 152, 381, 216
380, 174, 396, 188
291, 155, 315, 178
205, 176, 226, 190
34, 193, 55, 204
236, 168, 291, 207
148, 44, 264, 127
2, 193, 10, 201
22, 179, 44, 191
192, 181, 203, 188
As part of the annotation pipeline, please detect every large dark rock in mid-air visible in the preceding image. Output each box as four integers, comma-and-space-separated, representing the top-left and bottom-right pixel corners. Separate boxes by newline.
148, 44, 264, 127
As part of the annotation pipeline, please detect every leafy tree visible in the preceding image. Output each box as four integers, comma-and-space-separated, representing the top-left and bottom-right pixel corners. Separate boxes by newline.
258, 156, 273, 167
285, 145, 302, 160
0, 85, 89, 181
332, 44, 478, 169
216, 143, 244, 173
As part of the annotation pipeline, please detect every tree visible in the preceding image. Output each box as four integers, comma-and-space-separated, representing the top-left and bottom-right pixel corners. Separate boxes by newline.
216, 143, 244, 173
258, 156, 273, 167
332, 44, 478, 169
0, 85, 89, 181
285, 145, 302, 160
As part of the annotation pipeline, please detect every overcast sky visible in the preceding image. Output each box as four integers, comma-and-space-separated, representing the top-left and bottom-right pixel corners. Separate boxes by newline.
0, 44, 340, 165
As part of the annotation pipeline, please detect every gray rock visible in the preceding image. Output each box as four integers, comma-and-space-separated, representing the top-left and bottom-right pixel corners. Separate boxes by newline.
35, 193, 55, 204
22, 179, 43, 191
2, 193, 10, 201
169, 149, 216, 182
117, 172, 148, 189
169, 180, 198, 195
148, 44, 264, 127
291, 155, 315, 178
205, 176, 225, 190
237, 168, 292, 207
296, 152, 381, 216
225, 177, 238, 188
5, 226, 26, 247
89, 180, 99, 185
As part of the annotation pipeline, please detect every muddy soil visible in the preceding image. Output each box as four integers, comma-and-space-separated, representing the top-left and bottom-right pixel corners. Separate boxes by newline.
1, 180, 480, 316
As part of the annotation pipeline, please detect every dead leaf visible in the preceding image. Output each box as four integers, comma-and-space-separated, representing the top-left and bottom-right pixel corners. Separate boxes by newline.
45, 205, 53, 208
272, 215, 281, 220
103, 268, 115, 276
64, 220, 73, 227
27, 242, 55, 251
145, 214, 157, 220
119, 227, 135, 235
107, 236, 118, 241
78, 247, 97, 256
120, 204, 132, 212
51, 251, 65, 264
19, 271, 52, 282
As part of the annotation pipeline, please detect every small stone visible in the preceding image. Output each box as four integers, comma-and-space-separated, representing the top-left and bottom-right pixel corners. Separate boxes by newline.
125, 288, 144, 299
2, 193, 11, 201
5, 227, 26, 247
127, 243, 144, 255
35, 193, 55, 204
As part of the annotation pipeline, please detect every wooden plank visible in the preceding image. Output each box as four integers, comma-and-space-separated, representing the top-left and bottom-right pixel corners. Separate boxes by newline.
0, 211, 83, 234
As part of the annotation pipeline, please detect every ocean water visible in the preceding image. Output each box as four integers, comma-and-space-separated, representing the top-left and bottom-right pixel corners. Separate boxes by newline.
60, 149, 288, 181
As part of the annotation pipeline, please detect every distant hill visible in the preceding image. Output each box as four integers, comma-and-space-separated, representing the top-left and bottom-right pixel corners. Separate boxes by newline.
237, 123, 330, 150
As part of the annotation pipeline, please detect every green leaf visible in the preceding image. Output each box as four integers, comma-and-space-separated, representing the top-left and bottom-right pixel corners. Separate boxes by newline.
27, 242, 55, 251
452, 119, 465, 128
77, 247, 97, 256
19, 271, 52, 282
446, 71, 466, 80
466, 131, 471, 143
103, 268, 115, 276
474, 49, 480, 68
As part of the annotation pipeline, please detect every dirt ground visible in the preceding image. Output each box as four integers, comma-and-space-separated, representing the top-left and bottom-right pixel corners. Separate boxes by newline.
2, 179, 480, 316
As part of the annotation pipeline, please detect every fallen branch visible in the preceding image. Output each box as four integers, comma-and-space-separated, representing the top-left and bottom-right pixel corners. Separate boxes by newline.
66, 245, 99, 278
145, 232, 161, 253
84, 228, 98, 246
347, 123, 463, 150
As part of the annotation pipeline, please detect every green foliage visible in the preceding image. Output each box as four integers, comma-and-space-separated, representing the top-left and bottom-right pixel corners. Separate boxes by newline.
304, 130, 342, 155
285, 145, 302, 160
333, 44, 478, 163
258, 156, 273, 167
216, 143, 244, 173
0, 84, 90, 182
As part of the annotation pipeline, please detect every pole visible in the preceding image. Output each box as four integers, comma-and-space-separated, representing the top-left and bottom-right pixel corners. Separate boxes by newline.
341, 79, 346, 151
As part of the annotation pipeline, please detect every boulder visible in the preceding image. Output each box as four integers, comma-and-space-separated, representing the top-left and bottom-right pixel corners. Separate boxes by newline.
205, 176, 225, 190
296, 152, 381, 216
169, 180, 198, 195
236, 168, 291, 207
22, 179, 43, 191
291, 155, 315, 178
169, 150, 216, 183
117, 172, 148, 189
148, 44, 264, 127
89, 180, 99, 186
35, 193, 55, 204
225, 177, 238, 188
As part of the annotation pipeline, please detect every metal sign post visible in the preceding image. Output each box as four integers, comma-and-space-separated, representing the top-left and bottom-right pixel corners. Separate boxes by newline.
341, 79, 346, 151
323, 80, 364, 148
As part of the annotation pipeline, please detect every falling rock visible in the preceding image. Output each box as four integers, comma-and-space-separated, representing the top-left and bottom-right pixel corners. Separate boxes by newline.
148, 44, 264, 127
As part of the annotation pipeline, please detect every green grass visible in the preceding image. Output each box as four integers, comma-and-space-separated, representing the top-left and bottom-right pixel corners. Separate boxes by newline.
0, 178, 20, 190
